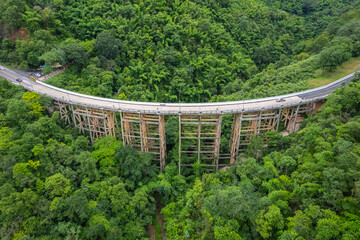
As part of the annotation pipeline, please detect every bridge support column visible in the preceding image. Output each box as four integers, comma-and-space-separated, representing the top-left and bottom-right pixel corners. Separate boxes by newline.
178, 115, 222, 174
70, 106, 119, 144
229, 113, 242, 165
120, 113, 166, 171
282, 103, 317, 133
54, 101, 71, 124
229, 110, 281, 164
310, 100, 325, 113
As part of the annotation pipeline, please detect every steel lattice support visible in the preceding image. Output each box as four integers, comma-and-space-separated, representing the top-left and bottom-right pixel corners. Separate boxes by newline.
120, 113, 166, 171
229, 110, 281, 164
178, 115, 222, 174
71, 106, 119, 144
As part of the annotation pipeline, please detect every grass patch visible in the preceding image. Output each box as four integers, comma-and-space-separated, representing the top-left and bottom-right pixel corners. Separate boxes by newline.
45, 71, 66, 86
307, 57, 360, 87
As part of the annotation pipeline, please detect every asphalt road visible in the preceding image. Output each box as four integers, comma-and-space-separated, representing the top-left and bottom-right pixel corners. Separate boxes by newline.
298, 74, 354, 99
0, 67, 35, 89
0, 65, 355, 115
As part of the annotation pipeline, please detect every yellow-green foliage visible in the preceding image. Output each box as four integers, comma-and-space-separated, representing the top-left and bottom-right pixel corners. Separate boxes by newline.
22, 92, 44, 117
44, 173, 71, 199
0, 127, 12, 150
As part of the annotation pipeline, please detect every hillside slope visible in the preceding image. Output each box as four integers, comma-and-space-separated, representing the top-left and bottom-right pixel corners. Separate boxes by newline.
1, 0, 359, 102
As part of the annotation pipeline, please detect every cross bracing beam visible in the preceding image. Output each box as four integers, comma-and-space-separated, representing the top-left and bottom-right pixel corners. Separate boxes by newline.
229, 110, 281, 164
70, 106, 119, 144
178, 115, 222, 174
120, 113, 166, 171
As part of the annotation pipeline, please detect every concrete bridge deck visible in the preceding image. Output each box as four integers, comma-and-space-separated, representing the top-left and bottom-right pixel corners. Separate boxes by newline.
0, 66, 354, 115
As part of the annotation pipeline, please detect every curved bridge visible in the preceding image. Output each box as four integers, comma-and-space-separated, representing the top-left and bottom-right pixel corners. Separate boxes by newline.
1, 66, 355, 173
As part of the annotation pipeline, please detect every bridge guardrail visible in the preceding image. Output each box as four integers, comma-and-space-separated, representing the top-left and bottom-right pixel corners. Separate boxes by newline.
20, 71, 355, 115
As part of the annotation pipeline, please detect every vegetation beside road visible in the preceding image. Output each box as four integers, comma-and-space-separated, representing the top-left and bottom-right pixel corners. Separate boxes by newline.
1, 0, 360, 103
1, 0, 360, 239
1, 77, 360, 239
307, 57, 360, 87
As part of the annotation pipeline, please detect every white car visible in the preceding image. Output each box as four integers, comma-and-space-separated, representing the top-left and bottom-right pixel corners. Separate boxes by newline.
0, 66, 5, 70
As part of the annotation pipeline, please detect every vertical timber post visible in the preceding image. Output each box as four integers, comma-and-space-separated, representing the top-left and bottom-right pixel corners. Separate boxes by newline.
311, 102, 316, 116
101, 109, 107, 137
292, 104, 301, 133
70, 105, 76, 129
159, 115, 166, 172
141, 114, 149, 152
214, 115, 222, 171
85, 107, 94, 144
276, 107, 282, 132
178, 115, 182, 174
139, 113, 144, 151
229, 114, 238, 165
229, 113, 242, 165
257, 111, 263, 135
235, 112, 243, 163
197, 115, 201, 164
120, 111, 125, 146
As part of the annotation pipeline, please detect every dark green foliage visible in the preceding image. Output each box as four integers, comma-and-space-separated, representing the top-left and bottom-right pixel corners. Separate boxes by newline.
224, 56, 318, 100
1, 0, 359, 102
1, 76, 360, 239
161, 82, 360, 239
1, 0, 360, 239
95, 31, 121, 60
0, 78, 159, 239
319, 45, 352, 71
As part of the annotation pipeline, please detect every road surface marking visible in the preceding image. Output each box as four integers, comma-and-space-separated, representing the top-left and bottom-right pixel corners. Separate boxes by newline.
0, 70, 18, 80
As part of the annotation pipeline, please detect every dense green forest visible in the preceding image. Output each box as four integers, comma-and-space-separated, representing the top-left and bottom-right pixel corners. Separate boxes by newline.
0, 0, 359, 102
1, 0, 360, 239
1, 76, 360, 239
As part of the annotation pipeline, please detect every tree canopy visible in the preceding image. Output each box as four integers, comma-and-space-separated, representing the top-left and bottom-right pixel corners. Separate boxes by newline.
0, 75, 360, 239
0, 0, 359, 102
1, 0, 360, 239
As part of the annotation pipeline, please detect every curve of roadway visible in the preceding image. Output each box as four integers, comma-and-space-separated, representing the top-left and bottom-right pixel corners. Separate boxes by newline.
0, 65, 355, 115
